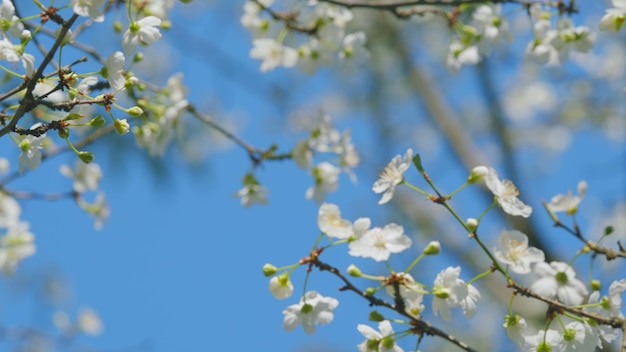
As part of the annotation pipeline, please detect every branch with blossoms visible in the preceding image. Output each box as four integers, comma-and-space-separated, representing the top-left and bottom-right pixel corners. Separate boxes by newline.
263, 148, 626, 351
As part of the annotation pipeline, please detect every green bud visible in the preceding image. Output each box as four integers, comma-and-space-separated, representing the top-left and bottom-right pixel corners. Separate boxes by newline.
590, 279, 601, 291
78, 151, 94, 164
113, 21, 123, 33
423, 241, 440, 255
468, 166, 489, 184
262, 264, 278, 277
465, 218, 479, 232
58, 127, 70, 139
179, 0, 192, 3
133, 53, 144, 63
127, 106, 144, 117
161, 20, 172, 30
347, 264, 362, 277
368, 310, 384, 322
365, 287, 376, 296
89, 115, 106, 127
114, 119, 130, 135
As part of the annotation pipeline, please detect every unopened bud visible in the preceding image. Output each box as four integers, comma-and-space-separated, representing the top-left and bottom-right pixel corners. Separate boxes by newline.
127, 106, 144, 117
590, 279, 601, 291
262, 263, 278, 277
368, 310, 384, 322
78, 151, 94, 163
114, 119, 130, 135
466, 218, 479, 232
347, 264, 362, 277
423, 241, 440, 255
468, 166, 489, 184
89, 116, 106, 127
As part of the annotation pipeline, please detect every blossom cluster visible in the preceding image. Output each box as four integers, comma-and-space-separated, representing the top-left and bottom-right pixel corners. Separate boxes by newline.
242, 0, 369, 73
264, 148, 626, 351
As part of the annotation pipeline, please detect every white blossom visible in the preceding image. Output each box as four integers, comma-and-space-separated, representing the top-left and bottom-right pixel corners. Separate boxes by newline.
103, 51, 125, 90
348, 223, 412, 261
0, 192, 20, 228
494, 229, 544, 274
122, 16, 162, 53
18, 132, 45, 174
282, 291, 338, 335
71, 0, 105, 22
531, 262, 588, 306
306, 162, 340, 203
250, 38, 298, 72
372, 148, 413, 205
600, 0, 626, 32
431, 266, 468, 321
60, 161, 102, 193
77, 307, 103, 335
0, 0, 24, 38
357, 320, 403, 352
0, 222, 35, 275
236, 184, 268, 207
522, 329, 564, 352
317, 203, 352, 239
547, 181, 587, 215
447, 40, 480, 71
269, 273, 293, 300
482, 167, 532, 218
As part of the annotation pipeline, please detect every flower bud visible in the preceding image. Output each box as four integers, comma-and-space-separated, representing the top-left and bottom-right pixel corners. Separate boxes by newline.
127, 106, 144, 117
89, 116, 106, 127
365, 287, 376, 296
347, 264, 362, 277
262, 263, 278, 277
368, 310, 384, 322
465, 218, 479, 232
423, 241, 440, 255
468, 166, 489, 184
114, 119, 130, 135
590, 279, 601, 291
78, 151, 94, 164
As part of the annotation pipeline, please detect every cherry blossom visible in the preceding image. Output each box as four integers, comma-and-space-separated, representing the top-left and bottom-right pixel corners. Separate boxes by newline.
531, 261, 588, 306
122, 16, 163, 53
547, 181, 587, 215
372, 148, 413, 205
494, 229, 544, 274
348, 223, 412, 261
357, 320, 403, 352
282, 291, 338, 335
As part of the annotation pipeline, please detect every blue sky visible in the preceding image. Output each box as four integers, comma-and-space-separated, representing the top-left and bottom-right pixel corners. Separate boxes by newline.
0, 1, 625, 352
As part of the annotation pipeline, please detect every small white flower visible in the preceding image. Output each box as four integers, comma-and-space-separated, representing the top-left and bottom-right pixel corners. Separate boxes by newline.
0, 192, 20, 228
317, 203, 352, 239
269, 273, 293, 300
600, 0, 626, 32
562, 321, 598, 351
18, 132, 45, 174
122, 16, 162, 53
460, 284, 481, 318
292, 140, 313, 169
431, 266, 468, 321
0, 0, 24, 38
522, 329, 564, 352
236, 184, 268, 207
447, 40, 480, 71
585, 290, 621, 345
241, 0, 274, 37
339, 31, 369, 63
60, 161, 102, 193
348, 223, 412, 261
372, 148, 413, 205
103, 51, 125, 90
547, 181, 587, 215
503, 314, 529, 344
250, 38, 298, 72
472, 4, 512, 45
494, 229, 544, 274
357, 320, 403, 352
0, 222, 35, 275
297, 38, 335, 75
79, 193, 109, 230
531, 261, 588, 306
71, 0, 105, 22
306, 162, 340, 203
77, 307, 103, 336
482, 167, 532, 218
282, 291, 338, 335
